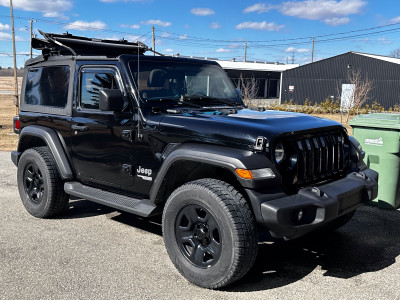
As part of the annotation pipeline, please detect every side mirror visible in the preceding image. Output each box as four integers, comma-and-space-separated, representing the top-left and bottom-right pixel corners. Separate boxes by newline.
99, 89, 124, 112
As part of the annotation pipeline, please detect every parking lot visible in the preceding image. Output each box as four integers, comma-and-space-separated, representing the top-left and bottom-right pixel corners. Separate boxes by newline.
1, 150, 399, 300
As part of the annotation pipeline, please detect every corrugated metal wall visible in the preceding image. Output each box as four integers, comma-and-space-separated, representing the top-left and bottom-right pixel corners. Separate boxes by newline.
282, 52, 400, 109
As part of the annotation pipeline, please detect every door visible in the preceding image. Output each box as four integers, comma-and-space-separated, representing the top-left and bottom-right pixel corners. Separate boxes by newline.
70, 65, 135, 189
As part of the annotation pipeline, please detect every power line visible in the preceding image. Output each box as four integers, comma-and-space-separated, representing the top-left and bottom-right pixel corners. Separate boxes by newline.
156, 20, 400, 44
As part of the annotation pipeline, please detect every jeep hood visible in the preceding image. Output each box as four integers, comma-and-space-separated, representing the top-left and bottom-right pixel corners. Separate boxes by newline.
156, 109, 344, 150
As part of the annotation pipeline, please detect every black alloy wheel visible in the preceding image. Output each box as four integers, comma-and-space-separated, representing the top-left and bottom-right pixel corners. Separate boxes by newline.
175, 204, 221, 268
23, 163, 45, 204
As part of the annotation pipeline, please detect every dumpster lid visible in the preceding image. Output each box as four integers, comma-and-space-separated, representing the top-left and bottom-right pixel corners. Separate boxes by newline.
350, 113, 400, 130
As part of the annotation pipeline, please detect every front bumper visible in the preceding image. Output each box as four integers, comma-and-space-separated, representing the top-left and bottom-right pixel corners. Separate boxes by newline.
260, 168, 378, 239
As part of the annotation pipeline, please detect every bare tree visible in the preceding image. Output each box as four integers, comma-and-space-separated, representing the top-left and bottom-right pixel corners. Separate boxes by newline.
340, 69, 373, 122
390, 48, 400, 58
239, 74, 259, 106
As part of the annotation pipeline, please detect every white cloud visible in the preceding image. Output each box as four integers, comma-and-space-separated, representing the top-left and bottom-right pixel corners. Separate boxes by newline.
99, 0, 152, 2
141, 20, 172, 27
160, 32, 171, 38
120, 24, 141, 29
0, 0, 72, 19
228, 43, 242, 49
377, 37, 392, 45
242, 0, 366, 26
389, 16, 400, 24
164, 48, 175, 53
324, 17, 350, 26
243, 3, 275, 14
210, 22, 221, 29
190, 8, 215, 16
126, 35, 148, 43
43, 11, 68, 19
0, 31, 23, 41
285, 47, 310, 53
179, 34, 188, 40
236, 21, 285, 31
0, 23, 10, 31
279, 0, 366, 20
64, 20, 107, 31
216, 48, 231, 53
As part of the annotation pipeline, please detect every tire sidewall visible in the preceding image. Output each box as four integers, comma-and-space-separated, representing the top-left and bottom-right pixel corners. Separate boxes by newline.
17, 150, 51, 217
163, 186, 237, 288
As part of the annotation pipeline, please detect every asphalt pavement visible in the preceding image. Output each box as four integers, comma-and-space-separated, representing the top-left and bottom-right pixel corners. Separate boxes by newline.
1, 151, 400, 300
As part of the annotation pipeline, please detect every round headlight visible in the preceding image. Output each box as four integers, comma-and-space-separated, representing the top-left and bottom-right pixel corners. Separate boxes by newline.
274, 142, 285, 163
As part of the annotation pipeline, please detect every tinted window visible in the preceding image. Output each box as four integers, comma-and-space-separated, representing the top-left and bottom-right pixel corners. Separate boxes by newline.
128, 60, 242, 105
24, 66, 70, 108
80, 71, 118, 110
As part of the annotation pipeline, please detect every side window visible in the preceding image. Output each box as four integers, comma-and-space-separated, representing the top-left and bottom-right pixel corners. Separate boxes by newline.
80, 69, 119, 110
24, 66, 70, 108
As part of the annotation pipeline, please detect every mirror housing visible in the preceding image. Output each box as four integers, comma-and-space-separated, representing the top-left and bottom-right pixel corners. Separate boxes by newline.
99, 89, 124, 112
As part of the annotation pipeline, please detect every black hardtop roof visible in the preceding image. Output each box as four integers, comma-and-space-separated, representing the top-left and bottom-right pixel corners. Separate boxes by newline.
32, 31, 148, 57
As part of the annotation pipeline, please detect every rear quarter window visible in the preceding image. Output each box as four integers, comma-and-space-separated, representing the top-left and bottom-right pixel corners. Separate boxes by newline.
24, 66, 70, 108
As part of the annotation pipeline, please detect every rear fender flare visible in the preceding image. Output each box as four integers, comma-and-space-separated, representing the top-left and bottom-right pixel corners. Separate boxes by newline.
17, 125, 73, 180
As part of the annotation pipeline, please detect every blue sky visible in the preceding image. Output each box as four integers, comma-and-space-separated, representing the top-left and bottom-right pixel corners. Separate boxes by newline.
0, 0, 399, 68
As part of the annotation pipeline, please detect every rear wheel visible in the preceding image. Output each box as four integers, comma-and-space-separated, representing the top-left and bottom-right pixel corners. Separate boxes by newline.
17, 147, 69, 218
162, 178, 258, 289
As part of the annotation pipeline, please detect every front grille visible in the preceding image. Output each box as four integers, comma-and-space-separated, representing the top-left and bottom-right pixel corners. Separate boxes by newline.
276, 128, 350, 192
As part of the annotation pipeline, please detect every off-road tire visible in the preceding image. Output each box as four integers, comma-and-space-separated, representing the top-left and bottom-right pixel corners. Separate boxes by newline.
162, 178, 258, 289
17, 147, 69, 218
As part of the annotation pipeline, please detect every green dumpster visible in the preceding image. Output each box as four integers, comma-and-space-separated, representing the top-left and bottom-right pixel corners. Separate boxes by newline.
350, 113, 400, 209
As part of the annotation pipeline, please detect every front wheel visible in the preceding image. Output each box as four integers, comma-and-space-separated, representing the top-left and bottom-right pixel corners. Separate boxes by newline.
162, 178, 258, 289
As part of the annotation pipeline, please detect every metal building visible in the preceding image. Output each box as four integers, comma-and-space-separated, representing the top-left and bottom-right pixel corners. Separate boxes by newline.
281, 52, 400, 109
218, 60, 298, 100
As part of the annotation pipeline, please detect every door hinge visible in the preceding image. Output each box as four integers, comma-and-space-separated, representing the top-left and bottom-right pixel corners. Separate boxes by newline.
122, 164, 133, 175
122, 130, 133, 142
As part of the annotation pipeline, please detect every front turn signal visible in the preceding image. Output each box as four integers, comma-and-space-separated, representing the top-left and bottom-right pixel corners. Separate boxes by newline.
235, 169, 253, 180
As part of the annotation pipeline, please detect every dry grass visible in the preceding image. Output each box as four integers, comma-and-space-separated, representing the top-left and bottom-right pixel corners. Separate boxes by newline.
0, 76, 22, 92
311, 114, 354, 134
0, 94, 18, 151
0, 75, 355, 151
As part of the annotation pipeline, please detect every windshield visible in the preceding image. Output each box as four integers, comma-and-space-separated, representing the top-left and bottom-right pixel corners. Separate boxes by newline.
128, 59, 243, 106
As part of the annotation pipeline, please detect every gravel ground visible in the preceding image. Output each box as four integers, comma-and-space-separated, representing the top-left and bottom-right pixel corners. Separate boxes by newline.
1, 151, 400, 300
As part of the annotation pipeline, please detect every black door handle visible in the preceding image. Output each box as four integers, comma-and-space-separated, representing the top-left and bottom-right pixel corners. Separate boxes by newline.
72, 124, 88, 132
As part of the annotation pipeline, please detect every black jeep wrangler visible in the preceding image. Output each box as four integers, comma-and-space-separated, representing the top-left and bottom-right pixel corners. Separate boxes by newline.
12, 32, 378, 289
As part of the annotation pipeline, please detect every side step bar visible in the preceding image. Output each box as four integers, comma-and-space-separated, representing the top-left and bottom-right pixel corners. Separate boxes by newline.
64, 182, 160, 217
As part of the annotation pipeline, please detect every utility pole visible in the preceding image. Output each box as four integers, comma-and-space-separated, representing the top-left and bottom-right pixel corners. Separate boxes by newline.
311, 37, 315, 63
244, 42, 247, 62
152, 26, 155, 56
29, 19, 36, 58
291, 52, 295, 64
10, 0, 18, 112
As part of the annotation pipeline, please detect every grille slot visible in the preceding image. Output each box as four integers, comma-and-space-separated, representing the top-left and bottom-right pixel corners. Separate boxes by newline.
280, 129, 349, 189
295, 132, 346, 184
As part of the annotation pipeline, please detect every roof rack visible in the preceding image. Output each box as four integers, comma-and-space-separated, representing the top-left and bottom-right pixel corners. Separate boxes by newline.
32, 30, 149, 58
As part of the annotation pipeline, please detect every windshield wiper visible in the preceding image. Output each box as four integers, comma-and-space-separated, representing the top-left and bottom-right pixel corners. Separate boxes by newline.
183, 95, 241, 107
146, 96, 202, 108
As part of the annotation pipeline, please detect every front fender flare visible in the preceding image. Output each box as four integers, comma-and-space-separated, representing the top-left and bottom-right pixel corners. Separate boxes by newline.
149, 143, 280, 203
